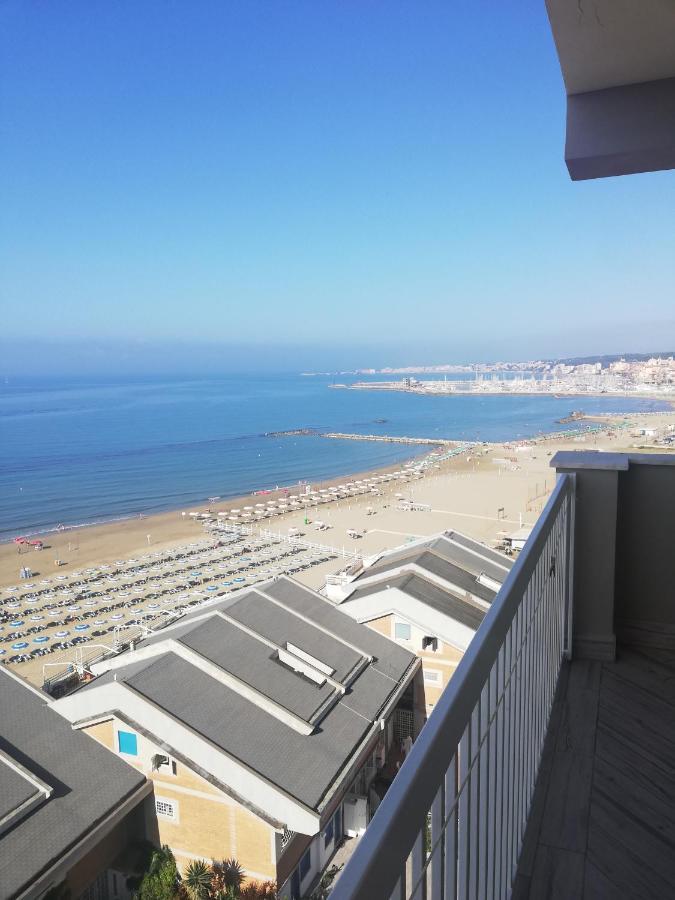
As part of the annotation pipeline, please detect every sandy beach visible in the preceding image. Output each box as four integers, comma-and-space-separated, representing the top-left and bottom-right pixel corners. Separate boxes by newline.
2, 410, 672, 589
2, 410, 673, 686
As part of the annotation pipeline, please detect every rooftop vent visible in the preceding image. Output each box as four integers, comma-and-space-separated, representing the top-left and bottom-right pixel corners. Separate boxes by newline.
277, 642, 335, 686
477, 572, 501, 592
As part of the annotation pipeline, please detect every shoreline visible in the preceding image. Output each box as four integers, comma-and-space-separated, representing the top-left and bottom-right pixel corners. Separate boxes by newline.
1, 451, 426, 545
2, 408, 673, 686
333, 384, 675, 404
1, 406, 666, 545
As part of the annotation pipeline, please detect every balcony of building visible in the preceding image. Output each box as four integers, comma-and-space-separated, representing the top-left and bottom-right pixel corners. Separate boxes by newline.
330, 451, 675, 899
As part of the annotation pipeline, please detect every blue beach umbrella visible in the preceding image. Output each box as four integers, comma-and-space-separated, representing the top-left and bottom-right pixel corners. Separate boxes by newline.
12, 642, 29, 650
10, 620, 24, 627
74, 624, 90, 631
34, 636, 49, 644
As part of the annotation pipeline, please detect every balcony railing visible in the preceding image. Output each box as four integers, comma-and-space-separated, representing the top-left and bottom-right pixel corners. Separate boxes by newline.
331, 473, 575, 900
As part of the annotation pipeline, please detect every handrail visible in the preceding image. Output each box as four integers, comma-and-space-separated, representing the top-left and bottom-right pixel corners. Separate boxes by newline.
332, 473, 572, 899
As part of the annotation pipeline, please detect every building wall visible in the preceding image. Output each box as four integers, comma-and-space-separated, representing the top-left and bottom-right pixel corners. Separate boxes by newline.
616, 459, 675, 634
81, 717, 277, 883
364, 613, 463, 717
278, 808, 343, 900
64, 806, 146, 898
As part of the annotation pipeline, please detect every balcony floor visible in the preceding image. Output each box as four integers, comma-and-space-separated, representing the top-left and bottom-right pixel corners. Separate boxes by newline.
514, 645, 675, 899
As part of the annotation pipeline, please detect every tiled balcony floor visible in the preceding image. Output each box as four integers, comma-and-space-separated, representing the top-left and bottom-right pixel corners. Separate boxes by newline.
515, 645, 675, 899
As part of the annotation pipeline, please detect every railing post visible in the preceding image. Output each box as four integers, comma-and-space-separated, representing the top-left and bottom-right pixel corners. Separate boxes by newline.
552, 452, 622, 661
563, 473, 576, 660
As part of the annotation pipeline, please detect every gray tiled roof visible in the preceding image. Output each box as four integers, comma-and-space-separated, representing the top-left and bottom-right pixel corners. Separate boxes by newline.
225, 590, 363, 682
428, 534, 512, 581
181, 616, 335, 721
0, 759, 38, 822
77, 577, 417, 814
263, 578, 414, 682
126, 652, 371, 810
441, 531, 513, 569
347, 573, 487, 632
0, 669, 146, 899
362, 550, 497, 602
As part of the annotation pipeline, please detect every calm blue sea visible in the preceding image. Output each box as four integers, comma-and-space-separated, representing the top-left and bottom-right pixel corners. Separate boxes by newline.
0, 374, 667, 540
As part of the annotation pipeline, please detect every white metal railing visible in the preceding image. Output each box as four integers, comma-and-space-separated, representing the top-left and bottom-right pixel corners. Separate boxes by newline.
331, 473, 575, 900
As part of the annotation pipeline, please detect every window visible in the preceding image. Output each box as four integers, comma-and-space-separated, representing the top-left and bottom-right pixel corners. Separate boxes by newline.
422, 635, 438, 651
299, 848, 311, 881
323, 817, 334, 848
394, 622, 411, 641
333, 807, 342, 844
117, 730, 138, 755
152, 753, 177, 776
423, 669, 441, 684
155, 796, 178, 820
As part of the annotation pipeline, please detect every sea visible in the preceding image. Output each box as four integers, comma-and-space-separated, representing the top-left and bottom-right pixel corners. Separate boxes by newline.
0, 373, 668, 541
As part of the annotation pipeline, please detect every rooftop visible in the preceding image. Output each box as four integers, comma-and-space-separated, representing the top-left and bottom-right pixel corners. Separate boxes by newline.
0, 667, 147, 899
342, 529, 512, 604
56, 576, 417, 822
345, 572, 487, 633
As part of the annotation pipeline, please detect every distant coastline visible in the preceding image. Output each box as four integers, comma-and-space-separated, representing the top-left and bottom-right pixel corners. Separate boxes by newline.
2, 374, 671, 542
331, 381, 675, 404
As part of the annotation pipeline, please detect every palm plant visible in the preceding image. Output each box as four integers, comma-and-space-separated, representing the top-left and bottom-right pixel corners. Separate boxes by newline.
183, 860, 213, 900
211, 858, 245, 895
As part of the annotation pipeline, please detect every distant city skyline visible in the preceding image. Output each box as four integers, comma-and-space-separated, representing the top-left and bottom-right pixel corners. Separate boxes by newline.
2, 333, 675, 378
1, 1, 674, 373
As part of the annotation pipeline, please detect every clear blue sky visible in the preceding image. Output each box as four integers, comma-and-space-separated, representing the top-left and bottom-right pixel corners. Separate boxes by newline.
1, 1, 674, 373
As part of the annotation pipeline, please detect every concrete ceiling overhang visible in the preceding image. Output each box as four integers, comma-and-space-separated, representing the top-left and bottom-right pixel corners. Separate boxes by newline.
545, 0, 675, 179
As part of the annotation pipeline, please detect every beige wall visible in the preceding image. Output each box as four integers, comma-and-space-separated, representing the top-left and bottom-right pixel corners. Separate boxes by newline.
81, 717, 277, 882
365, 614, 463, 716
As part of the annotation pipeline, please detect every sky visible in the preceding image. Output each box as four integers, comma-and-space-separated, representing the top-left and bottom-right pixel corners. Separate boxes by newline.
1, 1, 674, 374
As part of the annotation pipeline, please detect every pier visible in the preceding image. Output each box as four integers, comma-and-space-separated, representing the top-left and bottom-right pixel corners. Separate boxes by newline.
321, 432, 456, 446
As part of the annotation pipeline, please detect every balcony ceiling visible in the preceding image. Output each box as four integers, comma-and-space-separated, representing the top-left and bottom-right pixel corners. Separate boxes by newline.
546, 1, 675, 179
546, 0, 675, 94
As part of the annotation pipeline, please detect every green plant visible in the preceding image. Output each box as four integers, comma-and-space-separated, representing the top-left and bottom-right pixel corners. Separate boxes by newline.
135, 845, 181, 900
309, 864, 342, 900
211, 859, 245, 894
183, 860, 213, 900
239, 881, 278, 899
